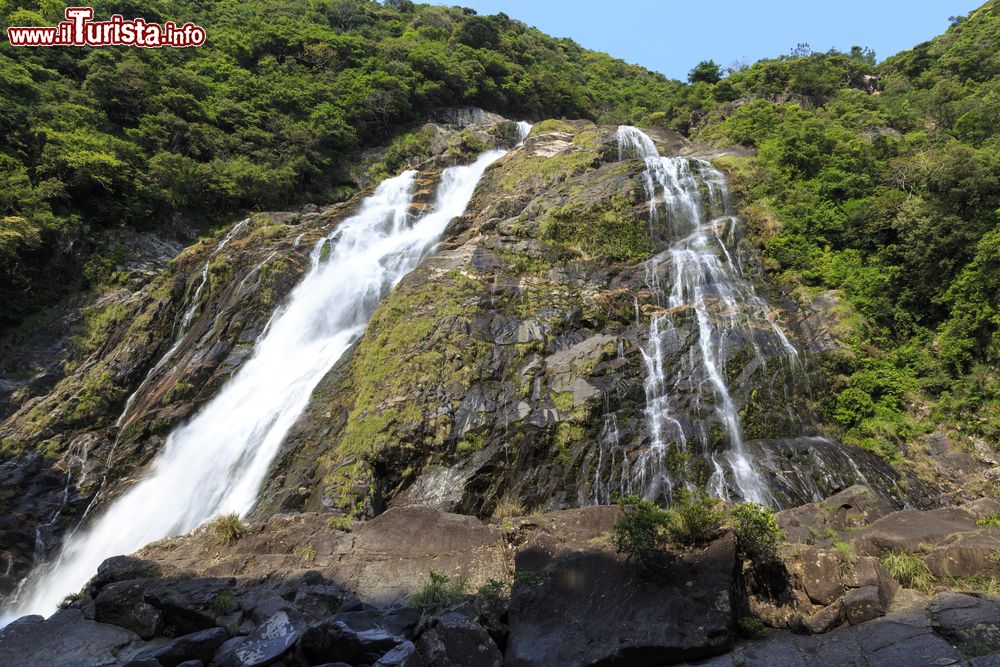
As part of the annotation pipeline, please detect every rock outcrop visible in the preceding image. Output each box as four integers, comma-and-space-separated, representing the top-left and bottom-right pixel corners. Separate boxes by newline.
0, 115, 518, 601
258, 119, 913, 524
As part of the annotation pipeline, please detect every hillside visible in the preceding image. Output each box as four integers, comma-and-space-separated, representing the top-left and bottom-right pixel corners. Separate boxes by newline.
0, 0, 685, 326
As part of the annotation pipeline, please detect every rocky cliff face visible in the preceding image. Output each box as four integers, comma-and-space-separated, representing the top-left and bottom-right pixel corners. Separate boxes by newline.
256, 119, 911, 522
0, 114, 515, 600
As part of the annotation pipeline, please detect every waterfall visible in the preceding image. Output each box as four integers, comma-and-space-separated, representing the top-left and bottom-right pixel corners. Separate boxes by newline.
2, 145, 511, 622
614, 125, 803, 506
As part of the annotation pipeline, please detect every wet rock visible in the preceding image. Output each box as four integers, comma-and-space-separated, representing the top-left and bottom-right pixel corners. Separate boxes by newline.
0, 608, 141, 667
506, 533, 736, 666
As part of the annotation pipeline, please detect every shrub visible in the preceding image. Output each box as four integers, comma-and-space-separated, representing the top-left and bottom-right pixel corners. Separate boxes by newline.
613, 495, 672, 568
492, 491, 525, 521
410, 571, 466, 611
475, 578, 509, 614
730, 502, 783, 563
881, 551, 935, 593
209, 513, 248, 545
976, 512, 1000, 528
737, 615, 768, 637
513, 569, 544, 587
210, 590, 236, 614
667, 488, 725, 549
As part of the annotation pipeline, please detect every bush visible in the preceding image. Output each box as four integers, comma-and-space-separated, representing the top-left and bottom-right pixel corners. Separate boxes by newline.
613, 495, 672, 568
881, 551, 935, 593
492, 491, 525, 521
667, 488, 725, 549
208, 513, 248, 545
730, 502, 783, 563
737, 615, 768, 637
410, 571, 467, 611
475, 578, 509, 614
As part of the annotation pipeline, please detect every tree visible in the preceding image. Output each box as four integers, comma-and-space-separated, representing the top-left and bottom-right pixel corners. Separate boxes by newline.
688, 60, 722, 85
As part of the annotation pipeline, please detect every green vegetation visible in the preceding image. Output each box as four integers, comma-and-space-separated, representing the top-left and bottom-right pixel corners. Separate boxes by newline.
687, 5, 1000, 464
730, 502, 783, 563
833, 540, 857, 571
210, 590, 237, 615
736, 615, 768, 638
666, 488, 725, 548
410, 570, 466, 610
491, 491, 525, 521
881, 551, 935, 593
475, 577, 509, 614
325, 515, 354, 532
613, 495, 673, 568
976, 512, 1000, 528
208, 512, 248, 545
613, 490, 725, 568
2, 0, 998, 481
0, 0, 686, 327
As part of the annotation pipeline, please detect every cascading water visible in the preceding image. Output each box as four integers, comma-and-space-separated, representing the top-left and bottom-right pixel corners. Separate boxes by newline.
115, 217, 252, 429
603, 126, 807, 506
1, 141, 515, 622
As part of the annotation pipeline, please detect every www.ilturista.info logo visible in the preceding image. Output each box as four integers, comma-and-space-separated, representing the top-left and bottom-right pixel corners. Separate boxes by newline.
6, 7, 205, 47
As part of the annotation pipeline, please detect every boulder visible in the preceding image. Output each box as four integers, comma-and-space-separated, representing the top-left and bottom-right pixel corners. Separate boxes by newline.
843, 586, 888, 625
129, 627, 227, 666
924, 530, 1000, 578
94, 580, 164, 639
298, 618, 402, 664
930, 592, 1000, 650
344, 506, 507, 604
506, 533, 736, 666
215, 611, 298, 667
799, 599, 844, 634
374, 640, 423, 667
416, 609, 502, 666
854, 507, 978, 555
0, 608, 141, 667
797, 547, 844, 605
87, 556, 161, 594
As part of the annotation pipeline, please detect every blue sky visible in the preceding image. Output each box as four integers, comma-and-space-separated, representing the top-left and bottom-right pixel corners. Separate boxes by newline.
452, 0, 982, 81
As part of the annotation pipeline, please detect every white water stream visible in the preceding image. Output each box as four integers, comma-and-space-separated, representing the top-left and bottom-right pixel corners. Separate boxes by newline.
613, 126, 801, 505
2, 140, 515, 622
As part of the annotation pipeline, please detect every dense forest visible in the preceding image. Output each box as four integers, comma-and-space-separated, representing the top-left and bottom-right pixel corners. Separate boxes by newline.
1, 0, 999, 470
0, 0, 683, 324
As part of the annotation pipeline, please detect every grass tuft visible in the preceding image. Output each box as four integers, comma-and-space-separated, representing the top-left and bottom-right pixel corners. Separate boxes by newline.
881, 551, 935, 593
209, 512, 248, 545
